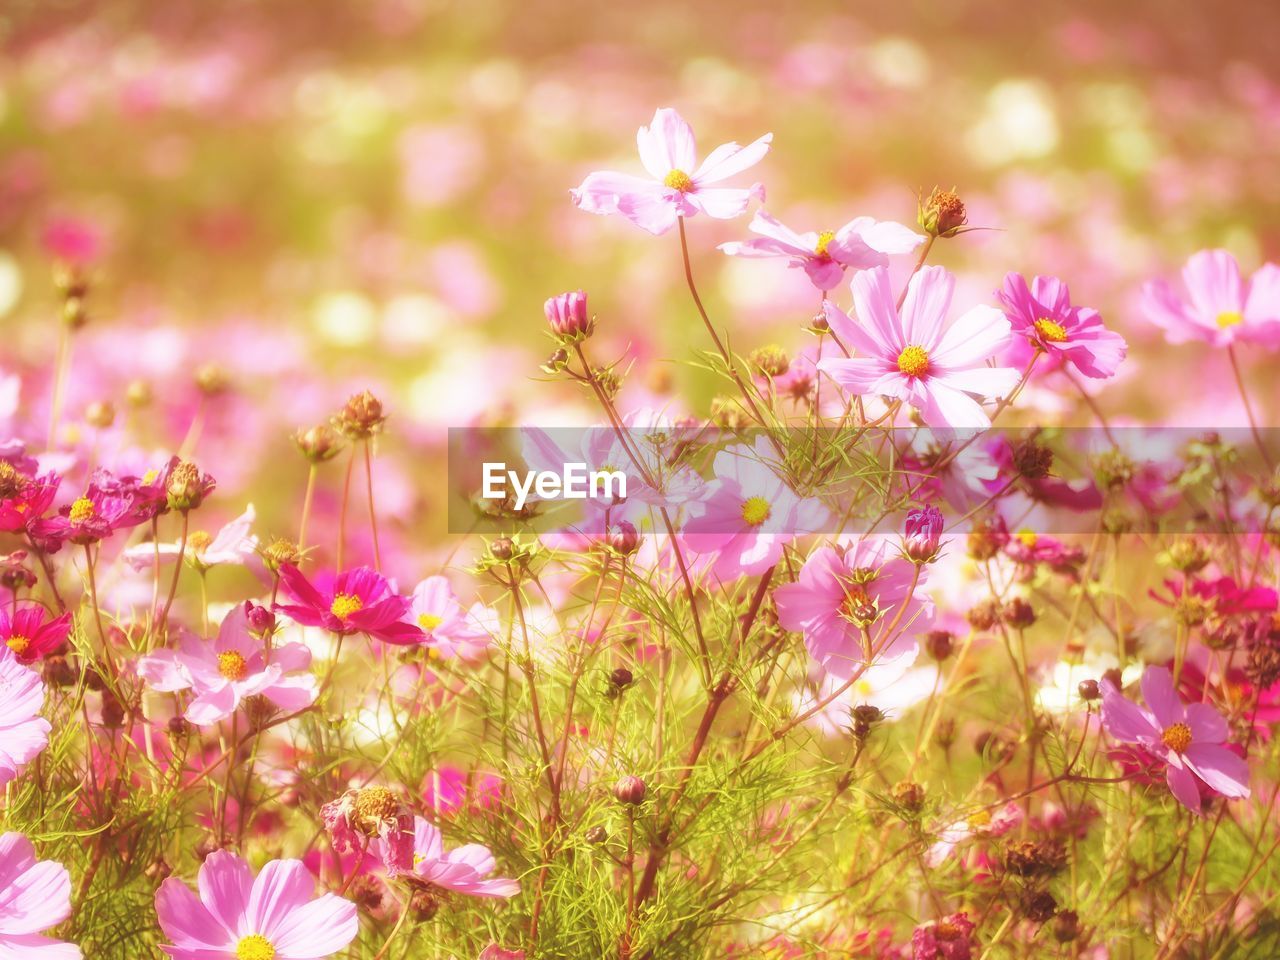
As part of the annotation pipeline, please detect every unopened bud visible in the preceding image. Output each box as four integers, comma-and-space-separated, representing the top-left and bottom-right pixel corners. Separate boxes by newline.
1077, 679, 1101, 702
919, 187, 968, 238
195, 363, 230, 396
84, 400, 115, 429
613, 775, 647, 806
749, 344, 790, 378
607, 521, 640, 556
1052, 909, 1080, 943
294, 424, 344, 463
544, 290, 594, 342
585, 825, 608, 845
926, 630, 954, 661
336, 390, 387, 439
1001, 597, 1037, 629
891, 780, 925, 814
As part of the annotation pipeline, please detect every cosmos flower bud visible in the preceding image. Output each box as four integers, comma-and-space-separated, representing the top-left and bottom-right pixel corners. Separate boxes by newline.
1021, 890, 1058, 923
100, 691, 126, 728
144, 858, 172, 882
490, 537, 515, 561
967, 599, 1000, 631
1052, 909, 1080, 943
84, 400, 115, 429
891, 780, 925, 814
194, 363, 230, 396
918, 186, 967, 238
1077, 679, 1101, 702
1165, 539, 1210, 574
925, 630, 954, 661
853, 704, 883, 725
336, 390, 387, 439
540, 347, 570, 374
544, 290, 594, 342
609, 667, 634, 691
607, 521, 640, 556
54, 264, 89, 300
168, 715, 190, 739
409, 889, 440, 921
903, 506, 944, 563
166, 461, 214, 512
749, 344, 790, 378
613, 775, 647, 806
594, 367, 622, 400
1012, 438, 1053, 479
1001, 597, 1037, 629
966, 519, 1006, 561
261, 537, 302, 572
126, 378, 153, 407
934, 716, 957, 749
42, 655, 76, 688
244, 601, 277, 636
709, 395, 748, 430
585, 825, 608, 845
294, 423, 345, 463
347, 874, 384, 913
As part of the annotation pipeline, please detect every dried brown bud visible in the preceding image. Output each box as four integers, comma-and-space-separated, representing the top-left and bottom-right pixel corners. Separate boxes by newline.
261, 537, 302, 572
967, 599, 1001, 631
750, 344, 791, 378
336, 390, 387, 439
919, 187, 968, 238
585, 825, 608, 845
294, 423, 345, 464
1021, 889, 1058, 923
1052, 909, 1080, 943
1001, 597, 1037, 629
891, 780, 925, 814
1012, 438, 1053, 480
925, 630, 954, 662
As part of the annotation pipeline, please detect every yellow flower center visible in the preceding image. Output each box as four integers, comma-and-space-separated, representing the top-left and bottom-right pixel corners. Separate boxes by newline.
69, 496, 95, 523
663, 169, 694, 193
418, 613, 444, 631
1034, 318, 1068, 342
142, 469, 159, 484
331, 593, 364, 620
814, 230, 836, 257
967, 809, 992, 828
354, 786, 400, 833
854, 679, 873, 696
896, 345, 930, 378
1216, 311, 1243, 329
1161, 721, 1192, 754
235, 934, 276, 960
6, 635, 30, 656
1016, 529, 1038, 548
936, 921, 962, 941
187, 530, 213, 554
740, 496, 772, 526
217, 650, 248, 681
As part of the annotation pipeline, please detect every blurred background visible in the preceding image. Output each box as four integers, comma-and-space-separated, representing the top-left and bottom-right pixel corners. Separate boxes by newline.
1, 0, 1279, 572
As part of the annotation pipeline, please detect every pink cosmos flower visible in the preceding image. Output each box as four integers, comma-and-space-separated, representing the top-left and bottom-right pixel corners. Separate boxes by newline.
902, 505, 944, 563
406, 576, 496, 662
137, 605, 317, 726
479, 946, 525, 960
154, 850, 358, 960
0, 649, 50, 786
122, 504, 258, 572
571, 107, 771, 235
0, 831, 80, 958
912, 911, 976, 960
1141, 249, 1280, 347
682, 436, 831, 581
721, 213, 921, 293
774, 538, 933, 679
996, 272, 1127, 379
322, 786, 416, 876
818, 266, 1021, 429
0, 605, 71, 663
793, 651, 938, 736
30, 485, 132, 548
407, 816, 519, 899
1102, 665, 1249, 814
0, 471, 59, 533
926, 802, 1022, 867
719, 210, 925, 290
275, 564, 423, 645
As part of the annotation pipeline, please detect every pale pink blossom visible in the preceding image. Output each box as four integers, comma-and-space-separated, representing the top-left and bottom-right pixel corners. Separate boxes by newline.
406, 576, 497, 662
122, 504, 258, 571
0, 649, 51, 786
0, 832, 80, 958
407, 816, 519, 899
1142, 249, 1280, 347
571, 108, 770, 235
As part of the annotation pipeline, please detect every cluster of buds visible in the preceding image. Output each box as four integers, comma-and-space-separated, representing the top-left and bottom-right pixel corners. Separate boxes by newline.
294, 423, 345, 464
166, 460, 215, 513
918, 186, 968, 239
544, 290, 594, 343
335, 390, 387, 440
55, 264, 90, 329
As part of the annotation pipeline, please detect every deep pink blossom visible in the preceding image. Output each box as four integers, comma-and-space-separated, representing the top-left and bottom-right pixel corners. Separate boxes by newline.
407, 816, 519, 898
1142, 249, 1280, 347
818, 266, 1020, 429
30, 483, 132, 548
0, 831, 80, 958
912, 911, 976, 959
571, 107, 770, 235
1102, 665, 1249, 814
996, 272, 1127, 378
137, 605, 317, 726
0, 471, 59, 534
275, 564, 423, 645
903, 505, 944, 563
774, 538, 932, 679
0, 649, 50, 786
0, 605, 71, 663
154, 850, 358, 960
719, 210, 924, 290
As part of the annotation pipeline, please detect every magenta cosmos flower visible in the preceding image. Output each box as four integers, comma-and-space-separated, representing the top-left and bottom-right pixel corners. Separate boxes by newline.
138, 605, 317, 726
818, 266, 1020, 429
407, 816, 519, 899
0, 467, 59, 533
275, 564, 423, 645
996, 272, 1127, 379
570, 107, 770, 235
0, 605, 71, 663
682, 436, 831, 581
720, 209, 924, 290
1102, 665, 1249, 814
155, 850, 358, 960
0, 831, 80, 958
911, 911, 976, 960
774, 538, 933, 679
0, 649, 50, 787
1142, 249, 1280, 347
406, 576, 497, 662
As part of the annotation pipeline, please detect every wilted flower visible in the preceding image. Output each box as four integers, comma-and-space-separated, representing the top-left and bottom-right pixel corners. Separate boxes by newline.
322, 786, 415, 875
